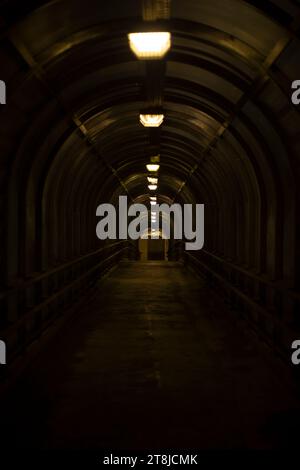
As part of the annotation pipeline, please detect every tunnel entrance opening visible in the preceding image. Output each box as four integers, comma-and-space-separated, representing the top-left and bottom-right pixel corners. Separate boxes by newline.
139, 238, 168, 261
148, 239, 166, 260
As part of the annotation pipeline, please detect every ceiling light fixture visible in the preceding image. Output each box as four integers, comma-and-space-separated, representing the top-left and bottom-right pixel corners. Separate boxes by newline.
140, 114, 164, 127
146, 164, 160, 172
148, 184, 158, 191
128, 32, 171, 59
147, 177, 158, 184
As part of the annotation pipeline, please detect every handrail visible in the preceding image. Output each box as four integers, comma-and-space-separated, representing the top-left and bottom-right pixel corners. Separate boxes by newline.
184, 251, 300, 328
185, 252, 269, 314
0, 241, 132, 300
183, 252, 293, 359
199, 249, 300, 301
170, 240, 299, 302
1, 246, 128, 339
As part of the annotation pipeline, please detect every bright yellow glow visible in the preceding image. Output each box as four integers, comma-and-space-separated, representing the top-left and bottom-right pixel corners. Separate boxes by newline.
150, 196, 157, 201
147, 177, 158, 184
148, 184, 157, 191
128, 32, 171, 59
140, 114, 164, 127
146, 164, 160, 172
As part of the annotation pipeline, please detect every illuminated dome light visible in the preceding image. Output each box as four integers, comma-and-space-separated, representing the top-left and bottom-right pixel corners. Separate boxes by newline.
147, 177, 158, 184
146, 164, 160, 172
128, 32, 171, 59
140, 114, 164, 127
150, 201, 156, 206
150, 196, 157, 201
148, 184, 157, 191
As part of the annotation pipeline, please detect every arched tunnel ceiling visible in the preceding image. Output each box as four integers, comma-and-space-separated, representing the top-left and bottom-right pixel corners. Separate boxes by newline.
0, 0, 300, 210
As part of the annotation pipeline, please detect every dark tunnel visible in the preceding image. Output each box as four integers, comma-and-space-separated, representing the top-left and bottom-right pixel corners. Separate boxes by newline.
0, 0, 300, 455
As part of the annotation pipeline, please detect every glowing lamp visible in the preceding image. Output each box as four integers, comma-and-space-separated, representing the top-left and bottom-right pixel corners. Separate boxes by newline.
147, 177, 158, 184
140, 114, 164, 127
146, 164, 160, 172
128, 32, 171, 59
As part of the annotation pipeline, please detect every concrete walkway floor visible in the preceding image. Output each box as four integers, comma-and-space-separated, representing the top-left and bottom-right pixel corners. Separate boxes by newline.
1, 261, 300, 450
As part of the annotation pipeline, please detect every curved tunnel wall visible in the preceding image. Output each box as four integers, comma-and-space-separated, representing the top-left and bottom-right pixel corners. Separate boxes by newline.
0, 0, 300, 363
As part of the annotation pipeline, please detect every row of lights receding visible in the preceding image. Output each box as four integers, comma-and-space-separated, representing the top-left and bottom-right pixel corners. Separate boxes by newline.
128, 31, 172, 205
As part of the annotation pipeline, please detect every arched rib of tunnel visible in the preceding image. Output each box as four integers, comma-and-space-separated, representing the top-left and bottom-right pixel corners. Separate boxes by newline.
0, 0, 300, 450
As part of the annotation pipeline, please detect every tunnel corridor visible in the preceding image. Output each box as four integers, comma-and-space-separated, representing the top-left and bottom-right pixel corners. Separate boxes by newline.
1, 0, 300, 455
